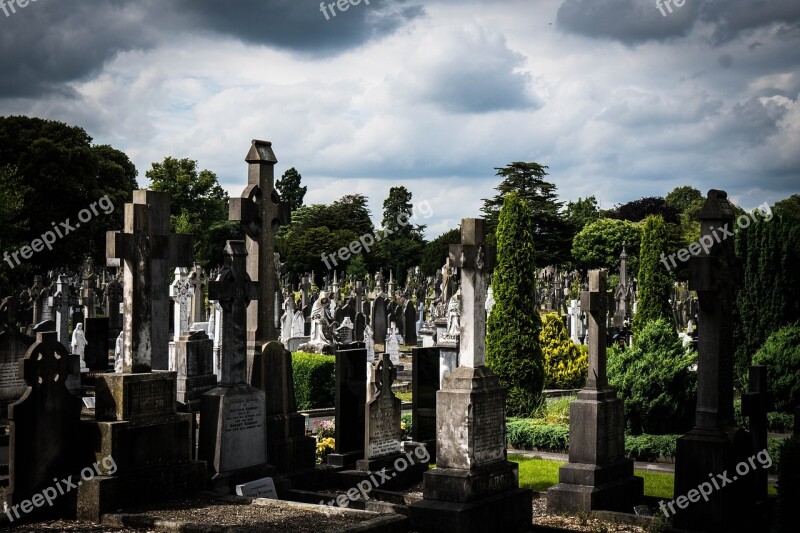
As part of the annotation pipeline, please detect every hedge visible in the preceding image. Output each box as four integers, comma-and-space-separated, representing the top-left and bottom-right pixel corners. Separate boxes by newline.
506, 418, 569, 452
292, 352, 335, 410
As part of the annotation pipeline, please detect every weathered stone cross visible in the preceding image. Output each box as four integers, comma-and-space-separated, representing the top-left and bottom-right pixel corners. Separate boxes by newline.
170, 267, 193, 342
107, 194, 193, 373
448, 218, 496, 368
188, 262, 207, 324
229, 140, 290, 364
21, 331, 72, 387
50, 276, 76, 348
207, 241, 257, 386
580, 270, 614, 389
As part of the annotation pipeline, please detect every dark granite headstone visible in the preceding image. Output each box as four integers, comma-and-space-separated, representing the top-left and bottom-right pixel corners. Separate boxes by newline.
83, 317, 109, 371
741, 365, 773, 501
404, 301, 418, 347
412, 347, 440, 458
371, 296, 387, 345
354, 312, 366, 342
327, 342, 367, 468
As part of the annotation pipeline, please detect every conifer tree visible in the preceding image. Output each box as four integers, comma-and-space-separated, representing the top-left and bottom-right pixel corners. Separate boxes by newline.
632, 215, 674, 336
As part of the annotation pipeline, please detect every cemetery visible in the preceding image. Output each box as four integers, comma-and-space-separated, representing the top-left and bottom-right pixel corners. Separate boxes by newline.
0, 3, 799, 532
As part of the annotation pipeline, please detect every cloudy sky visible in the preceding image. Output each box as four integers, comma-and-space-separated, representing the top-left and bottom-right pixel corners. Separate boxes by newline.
1, 0, 798, 237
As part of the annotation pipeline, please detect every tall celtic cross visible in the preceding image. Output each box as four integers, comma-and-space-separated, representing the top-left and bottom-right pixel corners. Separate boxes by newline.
188, 262, 207, 324
580, 270, 614, 389
107, 195, 193, 373
448, 218, 496, 368
229, 140, 290, 363
208, 241, 258, 386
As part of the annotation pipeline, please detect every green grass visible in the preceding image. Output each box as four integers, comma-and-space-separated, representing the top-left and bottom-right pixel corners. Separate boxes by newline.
396, 391, 412, 402
509, 455, 777, 499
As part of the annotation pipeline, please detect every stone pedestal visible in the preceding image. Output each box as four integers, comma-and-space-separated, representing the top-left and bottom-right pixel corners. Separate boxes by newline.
547, 389, 643, 513
83, 317, 110, 370
174, 331, 217, 411
77, 372, 206, 521
198, 384, 271, 491
409, 366, 531, 533
327, 343, 366, 468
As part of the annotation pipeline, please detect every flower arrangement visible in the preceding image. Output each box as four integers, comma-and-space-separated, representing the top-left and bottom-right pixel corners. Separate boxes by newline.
313, 419, 336, 463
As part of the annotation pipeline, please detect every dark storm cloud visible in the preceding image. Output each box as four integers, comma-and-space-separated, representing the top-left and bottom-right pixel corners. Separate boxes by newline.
0, 0, 424, 99
556, 0, 800, 46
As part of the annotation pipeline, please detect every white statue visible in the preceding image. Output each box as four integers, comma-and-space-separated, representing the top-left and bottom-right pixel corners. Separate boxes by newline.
446, 288, 462, 335
71, 323, 88, 357
114, 331, 123, 373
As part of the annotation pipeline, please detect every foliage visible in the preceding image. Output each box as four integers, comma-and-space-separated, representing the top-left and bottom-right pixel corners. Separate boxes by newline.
563, 195, 601, 234
539, 313, 587, 389
624, 434, 679, 461
0, 116, 137, 282
345, 254, 368, 280
146, 157, 232, 269
571, 218, 641, 272
777, 436, 800, 533
752, 325, 800, 412
275, 167, 307, 212
533, 395, 575, 425
632, 215, 674, 336
506, 418, 570, 451
420, 227, 461, 277
375, 186, 425, 285
734, 399, 796, 433
481, 162, 572, 267
486, 192, 544, 417
316, 437, 335, 464
313, 419, 335, 439
291, 352, 336, 410
608, 319, 697, 434
734, 198, 800, 388
608, 196, 680, 224
401, 413, 413, 440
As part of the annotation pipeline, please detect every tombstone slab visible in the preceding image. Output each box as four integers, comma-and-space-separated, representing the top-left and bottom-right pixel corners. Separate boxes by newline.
412, 347, 440, 462
327, 342, 367, 468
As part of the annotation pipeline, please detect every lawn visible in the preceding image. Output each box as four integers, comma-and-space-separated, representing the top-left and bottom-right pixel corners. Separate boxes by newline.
510, 454, 674, 499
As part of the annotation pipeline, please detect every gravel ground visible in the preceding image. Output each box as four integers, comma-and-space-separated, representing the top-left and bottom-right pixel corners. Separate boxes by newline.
531, 496, 647, 532
1, 519, 149, 532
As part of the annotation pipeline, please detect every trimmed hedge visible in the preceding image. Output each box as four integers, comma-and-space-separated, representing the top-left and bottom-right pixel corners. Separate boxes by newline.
506, 418, 570, 452
625, 434, 679, 461
292, 352, 335, 410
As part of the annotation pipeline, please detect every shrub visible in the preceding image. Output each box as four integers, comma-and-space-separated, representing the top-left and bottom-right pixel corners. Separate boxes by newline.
608, 319, 697, 434
292, 352, 336, 410
632, 215, 674, 337
486, 192, 545, 417
533, 395, 575, 426
401, 413, 413, 440
506, 418, 569, 452
540, 313, 588, 389
624, 434, 678, 461
752, 324, 800, 412
777, 436, 800, 532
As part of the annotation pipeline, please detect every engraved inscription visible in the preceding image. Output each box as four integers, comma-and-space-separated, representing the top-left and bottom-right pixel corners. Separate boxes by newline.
366, 393, 401, 458
0, 362, 25, 401
125, 378, 174, 418
471, 392, 505, 463
220, 393, 266, 471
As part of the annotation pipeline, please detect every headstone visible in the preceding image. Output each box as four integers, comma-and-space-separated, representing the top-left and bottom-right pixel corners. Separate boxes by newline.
364, 324, 375, 359
199, 240, 271, 489
188, 262, 207, 324
674, 190, 754, 531
7, 332, 84, 520
410, 218, 530, 533
742, 365, 773, 502
547, 269, 643, 513
169, 267, 194, 371
50, 276, 75, 349
174, 330, 216, 410
567, 299, 581, 344
403, 301, 417, 346
83, 317, 110, 371
354, 312, 366, 342
80, 258, 97, 319
103, 272, 123, 335
386, 329, 401, 365
0, 297, 34, 416
77, 193, 205, 521
371, 296, 387, 345
412, 347, 440, 461
251, 341, 316, 473
357, 353, 402, 470
229, 140, 290, 376
327, 342, 367, 468
235, 477, 278, 499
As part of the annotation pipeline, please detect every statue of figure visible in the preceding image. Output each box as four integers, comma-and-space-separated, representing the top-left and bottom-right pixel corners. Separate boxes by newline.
309, 291, 337, 345
71, 322, 88, 357
446, 288, 461, 335
114, 331, 123, 373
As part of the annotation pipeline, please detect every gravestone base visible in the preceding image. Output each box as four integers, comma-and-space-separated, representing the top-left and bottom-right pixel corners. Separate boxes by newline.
422, 460, 519, 502
198, 384, 272, 492
327, 451, 363, 468
547, 388, 643, 513
336, 457, 427, 491
673, 425, 755, 532
409, 487, 532, 533
288, 336, 310, 353
78, 371, 206, 521
297, 339, 334, 355
177, 374, 217, 410
265, 413, 316, 474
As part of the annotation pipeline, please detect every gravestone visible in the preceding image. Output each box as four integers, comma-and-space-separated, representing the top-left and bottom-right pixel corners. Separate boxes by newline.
364, 325, 375, 359
80, 258, 97, 319
103, 272, 123, 336
567, 299, 581, 344
547, 269, 643, 513
50, 276, 75, 349
674, 190, 755, 531
199, 240, 271, 490
0, 297, 34, 419
229, 140, 290, 377
742, 365, 773, 502
412, 347, 440, 461
357, 353, 402, 470
174, 330, 216, 411
327, 342, 367, 468
371, 296, 387, 345
83, 317, 109, 371
7, 332, 84, 520
77, 194, 205, 521
403, 300, 418, 346
169, 267, 194, 370
251, 341, 316, 473
386, 328, 401, 365
410, 218, 530, 533
188, 262, 207, 324
211, 301, 223, 380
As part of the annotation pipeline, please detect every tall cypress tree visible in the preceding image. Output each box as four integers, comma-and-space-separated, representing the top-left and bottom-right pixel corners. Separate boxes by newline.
486, 191, 544, 416
632, 215, 674, 336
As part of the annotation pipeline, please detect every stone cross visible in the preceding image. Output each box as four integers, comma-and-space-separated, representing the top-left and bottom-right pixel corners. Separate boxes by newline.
448, 218, 496, 368
229, 140, 291, 363
688, 189, 740, 428
80, 258, 97, 319
300, 276, 311, 308
613, 243, 630, 327
580, 270, 614, 389
354, 281, 365, 314
567, 299, 581, 344
21, 331, 74, 386
742, 365, 773, 500
29, 276, 44, 324
207, 241, 257, 386
188, 262, 207, 324
107, 194, 193, 373
170, 267, 194, 342
49, 275, 75, 349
